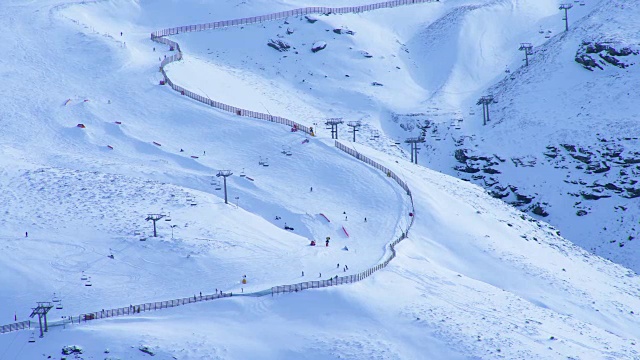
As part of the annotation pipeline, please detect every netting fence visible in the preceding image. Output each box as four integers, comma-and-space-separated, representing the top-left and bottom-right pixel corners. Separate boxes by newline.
0, 321, 31, 334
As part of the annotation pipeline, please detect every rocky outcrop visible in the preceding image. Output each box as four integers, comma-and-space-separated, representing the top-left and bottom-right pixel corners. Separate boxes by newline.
575, 41, 638, 70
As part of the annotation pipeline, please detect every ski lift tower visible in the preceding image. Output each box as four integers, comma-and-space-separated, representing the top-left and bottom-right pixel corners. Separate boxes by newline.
145, 214, 165, 237
216, 170, 233, 204
476, 95, 496, 126
559, 3, 573, 32
518, 43, 534, 66
30, 302, 53, 338
325, 118, 344, 140
347, 121, 362, 142
404, 136, 425, 164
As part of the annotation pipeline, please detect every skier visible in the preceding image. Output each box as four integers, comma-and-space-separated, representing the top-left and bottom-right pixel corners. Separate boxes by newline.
25, 231, 28, 238
302, 271, 304, 277
364, 217, 367, 222
337, 263, 339, 268
319, 272, 322, 278
310, 187, 313, 192
345, 265, 348, 270
345, 216, 348, 221
120, 31, 123, 36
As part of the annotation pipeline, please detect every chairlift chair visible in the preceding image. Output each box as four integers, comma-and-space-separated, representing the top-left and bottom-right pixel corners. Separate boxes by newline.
263, 158, 269, 167
56, 301, 63, 310
85, 278, 92, 286
28, 332, 36, 343
240, 168, 246, 177
52, 293, 61, 303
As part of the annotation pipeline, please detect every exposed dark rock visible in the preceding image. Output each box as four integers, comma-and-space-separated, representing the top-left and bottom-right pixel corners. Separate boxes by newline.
454, 165, 480, 173
581, 192, 611, 200
483, 167, 501, 174
532, 204, 549, 217
576, 210, 588, 216
333, 28, 355, 35
570, 153, 591, 163
305, 15, 318, 23
454, 149, 468, 163
562, 144, 576, 152
624, 188, 640, 199
371, 82, 384, 86
490, 191, 509, 199
604, 183, 623, 192
515, 193, 533, 204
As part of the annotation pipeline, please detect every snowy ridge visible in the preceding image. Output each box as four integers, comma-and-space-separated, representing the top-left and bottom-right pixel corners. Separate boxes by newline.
151, 0, 437, 134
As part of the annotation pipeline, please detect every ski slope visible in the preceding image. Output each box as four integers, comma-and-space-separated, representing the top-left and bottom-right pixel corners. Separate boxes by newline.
0, 0, 639, 359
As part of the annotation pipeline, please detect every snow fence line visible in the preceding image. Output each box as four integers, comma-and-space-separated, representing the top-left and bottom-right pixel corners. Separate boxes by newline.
150, 0, 437, 136
0, 320, 31, 334
270, 141, 415, 295
0, 0, 426, 335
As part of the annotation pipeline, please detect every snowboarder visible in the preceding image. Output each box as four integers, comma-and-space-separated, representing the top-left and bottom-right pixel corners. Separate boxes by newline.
180, 148, 184, 152
345, 216, 348, 221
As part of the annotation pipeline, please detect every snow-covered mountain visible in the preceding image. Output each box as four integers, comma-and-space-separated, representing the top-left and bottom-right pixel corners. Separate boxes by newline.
1, 0, 639, 359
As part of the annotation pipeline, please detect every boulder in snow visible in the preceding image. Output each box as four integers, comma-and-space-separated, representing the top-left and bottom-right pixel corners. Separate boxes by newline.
333, 28, 355, 35
311, 41, 327, 53
305, 15, 318, 23
360, 50, 373, 58
61, 345, 83, 355
267, 39, 291, 52
139, 345, 155, 356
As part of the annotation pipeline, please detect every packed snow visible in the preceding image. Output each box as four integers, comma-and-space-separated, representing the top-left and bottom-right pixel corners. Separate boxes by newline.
1, 0, 639, 359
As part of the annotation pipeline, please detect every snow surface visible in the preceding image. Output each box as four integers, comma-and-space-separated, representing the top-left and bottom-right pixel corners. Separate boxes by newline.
1, 0, 639, 359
